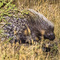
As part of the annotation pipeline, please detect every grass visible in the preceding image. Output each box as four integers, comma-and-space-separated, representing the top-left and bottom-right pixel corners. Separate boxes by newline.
0, 0, 60, 60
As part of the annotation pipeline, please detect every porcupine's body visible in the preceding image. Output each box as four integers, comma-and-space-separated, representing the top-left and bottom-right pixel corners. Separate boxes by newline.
1, 9, 55, 43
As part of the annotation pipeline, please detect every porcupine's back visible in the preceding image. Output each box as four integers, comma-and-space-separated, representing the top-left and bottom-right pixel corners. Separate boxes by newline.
1, 16, 28, 43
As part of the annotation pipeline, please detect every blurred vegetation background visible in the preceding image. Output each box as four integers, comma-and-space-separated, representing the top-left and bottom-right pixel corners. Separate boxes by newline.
0, 0, 60, 60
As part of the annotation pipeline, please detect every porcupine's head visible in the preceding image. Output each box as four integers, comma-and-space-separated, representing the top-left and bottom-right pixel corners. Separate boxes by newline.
28, 9, 55, 41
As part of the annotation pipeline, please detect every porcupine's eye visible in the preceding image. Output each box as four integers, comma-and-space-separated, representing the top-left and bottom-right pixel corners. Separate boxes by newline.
44, 32, 55, 41
43, 25, 55, 40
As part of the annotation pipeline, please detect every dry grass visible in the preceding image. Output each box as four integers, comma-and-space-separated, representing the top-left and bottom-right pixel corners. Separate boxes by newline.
0, 0, 60, 60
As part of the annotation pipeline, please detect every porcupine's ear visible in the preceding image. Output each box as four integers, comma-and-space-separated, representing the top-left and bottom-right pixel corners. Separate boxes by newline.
35, 30, 45, 41
24, 24, 31, 36
40, 30, 45, 36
